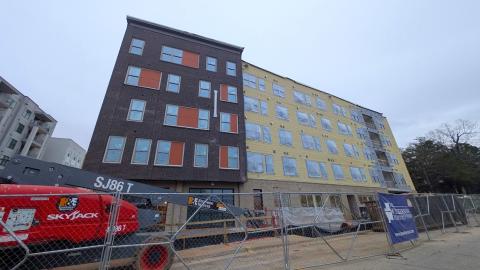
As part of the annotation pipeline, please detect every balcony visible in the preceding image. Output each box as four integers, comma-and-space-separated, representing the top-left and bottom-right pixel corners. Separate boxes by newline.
377, 159, 390, 167
33, 121, 51, 134
365, 122, 376, 130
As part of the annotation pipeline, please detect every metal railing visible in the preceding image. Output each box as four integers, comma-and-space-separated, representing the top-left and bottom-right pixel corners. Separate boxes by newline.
0, 190, 478, 270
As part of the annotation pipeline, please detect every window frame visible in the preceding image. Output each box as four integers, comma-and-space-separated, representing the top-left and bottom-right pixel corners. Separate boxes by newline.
198, 80, 211, 98
282, 156, 298, 176
194, 143, 209, 168
154, 140, 185, 167
278, 129, 293, 147
219, 146, 240, 170
206, 56, 217, 72
226, 61, 237, 76
166, 74, 181, 93
129, 38, 145, 55
331, 163, 345, 180
102, 136, 126, 164
160, 46, 183, 64
131, 138, 152, 165
127, 99, 146, 122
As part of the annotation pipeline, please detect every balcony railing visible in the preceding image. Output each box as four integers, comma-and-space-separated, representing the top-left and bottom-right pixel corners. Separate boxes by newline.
377, 159, 390, 167
365, 122, 376, 130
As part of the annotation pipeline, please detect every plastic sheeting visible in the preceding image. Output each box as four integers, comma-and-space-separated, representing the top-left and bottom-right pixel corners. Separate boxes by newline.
281, 207, 346, 233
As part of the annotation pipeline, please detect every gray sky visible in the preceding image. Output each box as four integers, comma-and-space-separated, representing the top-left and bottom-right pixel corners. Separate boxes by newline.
1, 0, 479, 149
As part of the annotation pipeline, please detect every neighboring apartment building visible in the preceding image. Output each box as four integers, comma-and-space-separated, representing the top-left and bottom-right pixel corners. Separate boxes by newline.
84, 17, 414, 224
0, 76, 56, 168
42, 137, 86, 168
239, 62, 414, 212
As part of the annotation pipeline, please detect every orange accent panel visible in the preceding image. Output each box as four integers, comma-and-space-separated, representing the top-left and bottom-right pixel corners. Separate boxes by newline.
219, 146, 229, 168
139, 69, 161, 89
169, 142, 184, 166
182, 51, 200, 68
177, 106, 199, 128
220, 84, 228, 101
230, 114, 238, 133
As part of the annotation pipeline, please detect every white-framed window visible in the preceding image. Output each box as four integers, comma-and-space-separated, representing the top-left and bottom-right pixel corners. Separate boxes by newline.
131, 138, 151, 165
247, 152, 275, 174
326, 139, 338, 154
127, 99, 146, 122
258, 79, 266, 91
227, 85, 238, 103
220, 112, 238, 133
350, 166, 367, 182
321, 117, 333, 131
206, 56, 217, 72
245, 96, 259, 112
279, 129, 293, 146
194, 144, 208, 168
296, 111, 316, 127
199, 80, 211, 98
220, 146, 239, 169
164, 104, 179, 126
344, 143, 359, 158
166, 74, 181, 93
103, 136, 126, 163
272, 83, 285, 97
125, 66, 141, 86
129, 38, 145, 55
282, 157, 297, 176
160, 46, 183, 64
337, 122, 353, 135
245, 122, 271, 143
306, 160, 328, 179
316, 98, 327, 111
226, 61, 237, 76
198, 109, 210, 129
293, 91, 311, 106
363, 147, 377, 160
243, 72, 257, 88
154, 140, 185, 166
276, 105, 289, 120
331, 164, 345, 180
301, 133, 321, 151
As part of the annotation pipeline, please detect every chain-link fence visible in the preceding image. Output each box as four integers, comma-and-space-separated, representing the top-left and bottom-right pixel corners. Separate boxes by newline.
1, 189, 479, 270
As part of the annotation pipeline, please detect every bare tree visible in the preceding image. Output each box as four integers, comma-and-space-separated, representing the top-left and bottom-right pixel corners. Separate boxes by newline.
428, 119, 479, 151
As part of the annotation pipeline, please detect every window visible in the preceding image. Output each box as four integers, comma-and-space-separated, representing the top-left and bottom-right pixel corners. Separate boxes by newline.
258, 79, 265, 91
272, 83, 285, 97
350, 166, 367, 182
351, 110, 363, 122
155, 140, 185, 166
389, 153, 400, 165
316, 98, 327, 111
23, 109, 32, 119
253, 189, 264, 210
293, 91, 311, 106
300, 195, 315, 207
220, 84, 237, 103
357, 127, 368, 140
161, 46, 199, 68
244, 96, 259, 112
282, 157, 297, 176
363, 147, 377, 160
164, 105, 210, 130
206, 56, 217, 72
103, 136, 126, 163
194, 144, 208, 168
220, 112, 238, 133
245, 122, 271, 143
125, 66, 162, 89
260, 101, 268, 115
199, 80, 211, 98
276, 105, 289, 120
326, 139, 338, 154
306, 160, 328, 179
7, 138, 17, 150
129, 38, 145, 55
226, 61, 236, 76
127, 99, 146, 122
131, 138, 151, 165
343, 143, 359, 158
219, 146, 239, 169
16, 123, 25, 134
296, 111, 316, 127
243, 72, 257, 88
247, 153, 274, 174
321, 117, 332, 131
370, 168, 384, 184
166, 74, 181, 93
279, 129, 293, 146
331, 164, 345, 180
337, 122, 352, 135
301, 133, 321, 151
332, 103, 347, 117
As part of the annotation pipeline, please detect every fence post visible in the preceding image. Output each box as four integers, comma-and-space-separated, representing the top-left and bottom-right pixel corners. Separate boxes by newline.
278, 192, 290, 270
99, 191, 122, 270
440, 194, 459, 233
413, 195, 431, 241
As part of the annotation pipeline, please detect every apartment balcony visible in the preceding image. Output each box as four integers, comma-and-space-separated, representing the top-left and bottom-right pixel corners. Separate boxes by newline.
377, 159, 390, 167
365, 122, 377, 130
33, 121, 51, 134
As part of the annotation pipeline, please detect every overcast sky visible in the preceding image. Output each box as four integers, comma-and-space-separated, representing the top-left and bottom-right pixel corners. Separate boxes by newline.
1, 0, 479, 150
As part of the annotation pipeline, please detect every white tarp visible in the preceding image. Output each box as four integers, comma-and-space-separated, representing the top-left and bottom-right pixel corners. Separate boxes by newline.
281, 207, 346, 233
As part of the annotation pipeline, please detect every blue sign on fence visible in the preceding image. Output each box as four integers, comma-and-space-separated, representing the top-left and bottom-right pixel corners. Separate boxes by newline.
378, 193, 418, 244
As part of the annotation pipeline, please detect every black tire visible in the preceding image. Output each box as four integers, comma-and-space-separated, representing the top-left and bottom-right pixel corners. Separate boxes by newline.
133, 235, 173, 270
